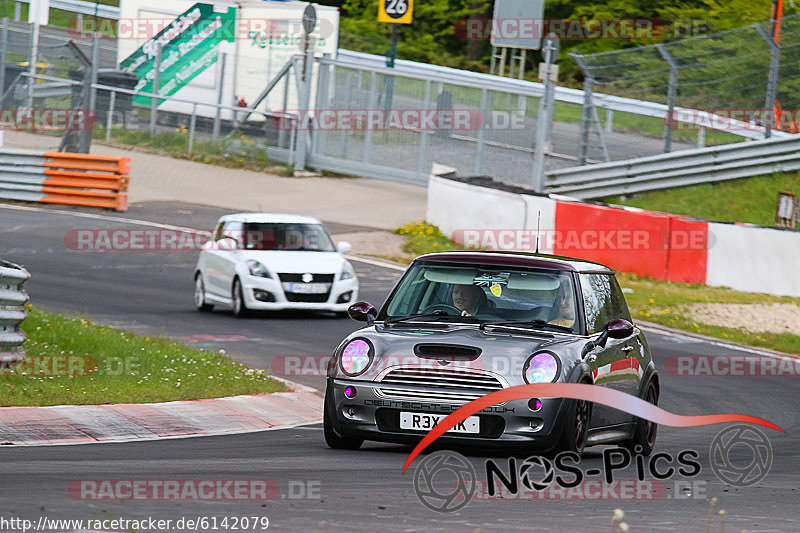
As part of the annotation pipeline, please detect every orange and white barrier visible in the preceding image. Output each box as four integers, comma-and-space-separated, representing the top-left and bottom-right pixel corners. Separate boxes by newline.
0, 149, 129, 211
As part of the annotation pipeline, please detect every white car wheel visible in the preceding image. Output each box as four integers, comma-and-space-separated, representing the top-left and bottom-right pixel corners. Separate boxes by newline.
194, 274, 213, 312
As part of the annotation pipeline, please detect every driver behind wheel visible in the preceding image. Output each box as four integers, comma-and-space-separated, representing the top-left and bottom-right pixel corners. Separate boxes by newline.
452, 284, 490, 317
548, 281, 576, 328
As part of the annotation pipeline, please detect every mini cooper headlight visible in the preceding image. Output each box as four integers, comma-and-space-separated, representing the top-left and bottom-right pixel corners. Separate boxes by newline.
340, 338, 373, 376
247, 260, 271, 278
523, 352, 560, 384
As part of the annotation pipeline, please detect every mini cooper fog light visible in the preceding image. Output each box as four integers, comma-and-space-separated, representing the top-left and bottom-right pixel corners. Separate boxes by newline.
523, 352, 560, 384
344, 386, 357, 399
529, 418, 544, 431
340, 338, 374, 377
528, 398, 542, 412
346, 408, 357, 418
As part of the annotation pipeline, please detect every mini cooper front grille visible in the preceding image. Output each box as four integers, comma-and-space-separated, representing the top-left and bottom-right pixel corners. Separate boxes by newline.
377, 367, 505, 404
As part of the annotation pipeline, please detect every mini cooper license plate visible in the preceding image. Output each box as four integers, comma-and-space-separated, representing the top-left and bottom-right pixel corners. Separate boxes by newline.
399, 412, 480, 434
283, 282, 329, 294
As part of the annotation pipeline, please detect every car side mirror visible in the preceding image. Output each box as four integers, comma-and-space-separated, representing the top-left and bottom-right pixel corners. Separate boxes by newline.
337, 241, 352, 254
606, 318, 634, 339
583, 318, 635, 356
348, 301, 377, 323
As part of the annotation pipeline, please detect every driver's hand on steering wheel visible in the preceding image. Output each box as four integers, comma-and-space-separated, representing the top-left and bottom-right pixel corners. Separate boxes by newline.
461, 310, 470, 317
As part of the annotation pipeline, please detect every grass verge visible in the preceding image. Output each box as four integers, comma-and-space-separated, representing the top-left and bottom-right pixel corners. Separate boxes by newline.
396, 223, 800, 355
2, 307, 287, 407
603, 171, 800, 226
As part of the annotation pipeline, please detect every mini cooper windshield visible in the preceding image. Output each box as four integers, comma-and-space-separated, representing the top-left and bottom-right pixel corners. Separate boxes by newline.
381, 263, 579, 333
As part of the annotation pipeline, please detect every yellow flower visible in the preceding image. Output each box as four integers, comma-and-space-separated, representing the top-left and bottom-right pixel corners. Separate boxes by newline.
648, 298, 655, 303
36, 326, 41, 330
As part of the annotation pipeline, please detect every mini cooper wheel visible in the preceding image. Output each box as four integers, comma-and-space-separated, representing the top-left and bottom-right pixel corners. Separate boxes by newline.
194, 274, 213, 312
624, 381, 658, 456
558, 397, 592, 454
323, 389, 363, 450
232, 278, 249, 318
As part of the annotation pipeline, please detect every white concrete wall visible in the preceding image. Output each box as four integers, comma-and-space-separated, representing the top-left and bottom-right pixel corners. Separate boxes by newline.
706, 222, 800, 297
426, 174, 556, 253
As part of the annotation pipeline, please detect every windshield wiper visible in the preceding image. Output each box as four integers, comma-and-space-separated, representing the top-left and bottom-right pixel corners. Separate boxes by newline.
479, 320, 573, 334
383, 311, 481, 325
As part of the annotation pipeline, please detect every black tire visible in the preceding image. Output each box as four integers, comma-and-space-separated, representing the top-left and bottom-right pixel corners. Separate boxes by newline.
194, 274, 213, 312
232, 278, 249, 318
323, 388, 363, 450
624, 381, 658, 456
557, 396, 592, 454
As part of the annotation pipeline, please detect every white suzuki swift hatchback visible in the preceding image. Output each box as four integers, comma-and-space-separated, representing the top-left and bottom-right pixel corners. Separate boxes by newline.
194, 213, 359, 317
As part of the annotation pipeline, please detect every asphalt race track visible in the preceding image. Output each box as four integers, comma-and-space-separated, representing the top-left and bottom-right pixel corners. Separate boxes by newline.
1, 203, 799, 532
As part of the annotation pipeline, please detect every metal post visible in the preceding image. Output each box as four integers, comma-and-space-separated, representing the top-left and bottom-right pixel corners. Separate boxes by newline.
473, 88, 488, 175
188, 103, 197, 155
657, 44, 678, 153
297, 50, 314, 169
532, 36, 558, 193
417, 79, 432, 174
313, 55, 330, 157
341, 70, 353, 156
572, 53, 592, 166
756, 24, 780, 139
498, 47, 507, 77
697, 126, 706, 148
212, 50, 226, 142
13, 2, 20, 22
277, 69, 290, 148
105, 90, 115, 143
0, 19, 8, 101
27, 22, 39, 108
605, 109, 614, 132
518, 49, 527, 80
89, 31, 100, 115
362, 71, 377, 163
149, 44, 162, 136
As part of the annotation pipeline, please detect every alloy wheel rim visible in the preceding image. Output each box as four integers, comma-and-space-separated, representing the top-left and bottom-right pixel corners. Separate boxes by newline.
194, 277, 203, 307
575, 400, 589, 449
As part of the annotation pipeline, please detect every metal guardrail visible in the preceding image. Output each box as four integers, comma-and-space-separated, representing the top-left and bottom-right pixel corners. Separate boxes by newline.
15, 0, 120, 20
336, 49, 786, 142
545, 134, 800, 199
0, 260, 30, 363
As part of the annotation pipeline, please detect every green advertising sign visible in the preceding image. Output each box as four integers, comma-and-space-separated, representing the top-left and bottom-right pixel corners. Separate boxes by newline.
120, 3, 236, 106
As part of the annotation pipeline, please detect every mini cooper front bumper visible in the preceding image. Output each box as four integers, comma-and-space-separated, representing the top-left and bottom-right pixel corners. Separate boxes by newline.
326, 378, 573, 450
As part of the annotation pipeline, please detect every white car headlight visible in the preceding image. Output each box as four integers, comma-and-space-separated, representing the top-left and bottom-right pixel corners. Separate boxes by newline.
247, 260, 271, 278
340, 338, 373, 376
340, 260, 355, 280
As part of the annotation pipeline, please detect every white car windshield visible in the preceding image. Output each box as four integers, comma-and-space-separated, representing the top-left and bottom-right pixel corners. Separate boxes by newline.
382, 263, 579, 332
241, 223, 336, 252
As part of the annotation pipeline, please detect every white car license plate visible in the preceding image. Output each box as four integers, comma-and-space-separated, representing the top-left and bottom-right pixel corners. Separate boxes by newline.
399, 412, 480, 434
283, 282, 329, 294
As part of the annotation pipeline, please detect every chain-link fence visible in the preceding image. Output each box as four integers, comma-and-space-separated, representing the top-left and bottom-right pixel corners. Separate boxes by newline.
573, 14, 800, 163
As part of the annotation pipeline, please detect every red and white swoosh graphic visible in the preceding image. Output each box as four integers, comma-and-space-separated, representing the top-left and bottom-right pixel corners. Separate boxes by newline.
402, 383, 783, 472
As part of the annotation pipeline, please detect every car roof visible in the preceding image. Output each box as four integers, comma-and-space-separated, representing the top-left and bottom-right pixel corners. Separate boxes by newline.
414, 251, 614, 273
217, 213, 323, 224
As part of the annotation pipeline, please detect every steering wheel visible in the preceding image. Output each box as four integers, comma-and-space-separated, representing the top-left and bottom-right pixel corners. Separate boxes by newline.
422, 303, 462, 316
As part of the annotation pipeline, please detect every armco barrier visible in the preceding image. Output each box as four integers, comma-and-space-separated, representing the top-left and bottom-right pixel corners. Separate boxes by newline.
427, 168, 800, 297
0, 261, 30, 364
0, 149, 129, 211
